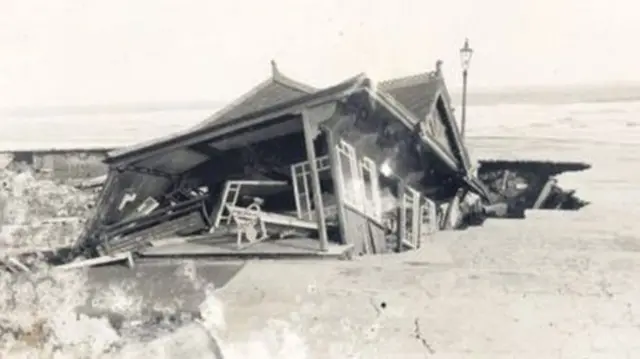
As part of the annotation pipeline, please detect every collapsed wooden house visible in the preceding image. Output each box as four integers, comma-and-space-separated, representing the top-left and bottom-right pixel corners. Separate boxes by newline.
71, 61, 491, 260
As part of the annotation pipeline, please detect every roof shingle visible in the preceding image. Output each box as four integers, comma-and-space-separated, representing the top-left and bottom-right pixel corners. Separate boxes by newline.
379, 71, 445, 124
195, 61, 315, 129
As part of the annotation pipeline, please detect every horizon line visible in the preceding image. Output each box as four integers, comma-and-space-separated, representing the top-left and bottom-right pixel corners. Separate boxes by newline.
3, 82, 640, 116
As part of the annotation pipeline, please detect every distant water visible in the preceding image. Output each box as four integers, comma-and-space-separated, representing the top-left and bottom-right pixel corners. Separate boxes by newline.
1, 100, 639, 151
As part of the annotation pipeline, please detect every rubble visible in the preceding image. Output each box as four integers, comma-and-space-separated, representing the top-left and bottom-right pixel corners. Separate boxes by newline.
477, 159, 590, 218
0, 168, 97, 255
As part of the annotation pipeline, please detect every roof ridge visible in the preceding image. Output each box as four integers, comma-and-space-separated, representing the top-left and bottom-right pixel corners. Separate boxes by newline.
379, 71, 439, 89
192, 62, 317, 129
271, 63, 317, 93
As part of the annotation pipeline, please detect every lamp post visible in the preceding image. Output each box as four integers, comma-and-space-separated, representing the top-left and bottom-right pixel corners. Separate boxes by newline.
459, 38, 473, 138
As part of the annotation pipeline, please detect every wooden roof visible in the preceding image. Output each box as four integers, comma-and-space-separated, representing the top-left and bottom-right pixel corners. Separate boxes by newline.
194, 60, 316, 129
104, 71, 489, 199
106, 74, 369, 164
379, 70, 449, 125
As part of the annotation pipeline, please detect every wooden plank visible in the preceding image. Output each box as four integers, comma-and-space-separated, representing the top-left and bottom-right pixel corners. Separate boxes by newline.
442, 188, 466, 230
324, 127, 350, 246
1, 245, 66, 256
401, 238, 416, 250
208, 117, 302, 151
291, 163, 303, 218
55, 252, 132, 270
302, 108, 329, 252
533, 177, 558, 209
139, 239, 354, 257
397, 180, 406, 252
2, 257, 31, 273
500, 170, 510, 191
343, 202, 385, 228
217, 180, 287, 187
411, 189, 421, 248
226, 207, 319, 230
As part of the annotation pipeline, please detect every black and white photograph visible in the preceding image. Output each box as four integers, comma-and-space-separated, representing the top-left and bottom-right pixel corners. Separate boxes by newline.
0, 0, 638, 357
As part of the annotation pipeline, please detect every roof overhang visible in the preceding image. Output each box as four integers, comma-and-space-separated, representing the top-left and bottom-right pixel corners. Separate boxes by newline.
106, 74, 371, 167
104, 72, 490, 199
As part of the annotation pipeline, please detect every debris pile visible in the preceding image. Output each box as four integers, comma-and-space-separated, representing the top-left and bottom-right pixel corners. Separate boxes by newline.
477, 159, 590, 218
0, 169, 97, 251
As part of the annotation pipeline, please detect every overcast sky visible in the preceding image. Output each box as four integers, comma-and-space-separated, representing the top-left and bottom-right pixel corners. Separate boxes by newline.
1, 0, 639, 109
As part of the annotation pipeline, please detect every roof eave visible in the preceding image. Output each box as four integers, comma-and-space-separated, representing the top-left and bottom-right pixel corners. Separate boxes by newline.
106, 74, 370, 166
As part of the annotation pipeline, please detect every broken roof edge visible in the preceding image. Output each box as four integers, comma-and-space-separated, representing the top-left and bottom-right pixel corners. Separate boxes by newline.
105, 73, 371, 166
193, 61, 317, 129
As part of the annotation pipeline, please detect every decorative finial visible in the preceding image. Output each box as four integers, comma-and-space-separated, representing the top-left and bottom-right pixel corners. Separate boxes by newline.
271, 59, 280, 77
435, 60, 443, 76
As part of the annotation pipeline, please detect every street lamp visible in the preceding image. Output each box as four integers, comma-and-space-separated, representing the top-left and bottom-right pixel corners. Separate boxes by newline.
459, 38, 473, 138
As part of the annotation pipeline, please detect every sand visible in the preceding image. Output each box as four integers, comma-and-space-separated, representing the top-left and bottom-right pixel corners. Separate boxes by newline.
211, 106, 640, 358
4, 100, 640, 358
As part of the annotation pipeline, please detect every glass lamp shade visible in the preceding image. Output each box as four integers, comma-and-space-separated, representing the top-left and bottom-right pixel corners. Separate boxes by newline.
460, 38, 473, 71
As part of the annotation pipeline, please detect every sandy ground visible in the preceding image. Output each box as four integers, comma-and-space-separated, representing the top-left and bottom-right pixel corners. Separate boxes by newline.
212, 134, 640, 358
82, 133, 640, 358
25, 103, 640, 358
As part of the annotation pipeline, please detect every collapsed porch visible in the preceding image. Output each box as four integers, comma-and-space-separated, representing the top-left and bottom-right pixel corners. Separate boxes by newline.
74, 74, 483, 260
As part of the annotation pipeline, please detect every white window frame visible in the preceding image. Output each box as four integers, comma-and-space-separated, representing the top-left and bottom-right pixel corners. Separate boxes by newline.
418, 196, 437, 247
359, 157, 382, 221
291, 155, 331, 220
402, 186, 421, 248
336, 140, 360, 208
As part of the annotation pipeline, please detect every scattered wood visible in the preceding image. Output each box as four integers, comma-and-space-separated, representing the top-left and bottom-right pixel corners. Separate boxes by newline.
70, 174, 107, 189
227, 205, 319, 230
54, 252, 133, 270
401, 239, 416, 250
533, 177, 558, 209
1, 256, 31, 273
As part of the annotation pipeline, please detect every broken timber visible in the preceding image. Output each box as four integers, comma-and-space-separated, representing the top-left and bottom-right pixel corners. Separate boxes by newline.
60, 61, 590, 267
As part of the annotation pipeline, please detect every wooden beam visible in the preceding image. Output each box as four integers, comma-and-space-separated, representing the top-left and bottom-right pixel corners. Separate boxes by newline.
396, 180, 406, 252
302, 108, 329, 252
411, 189, 420, 248
107, 74, 367, 167
190, 143, 223, 158
55, 252, 132, 270
207, 117, 303, 151
442, 188, 468, 230
117, 165, 177, 180
325, 128, 350, 247
500, 170, 510, 191
533, 177, 558, 209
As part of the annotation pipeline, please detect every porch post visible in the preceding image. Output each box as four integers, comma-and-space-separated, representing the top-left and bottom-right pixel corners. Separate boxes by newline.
302, 107, 330, 252
396, 180, 406, 252
323, 127, 349, 246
